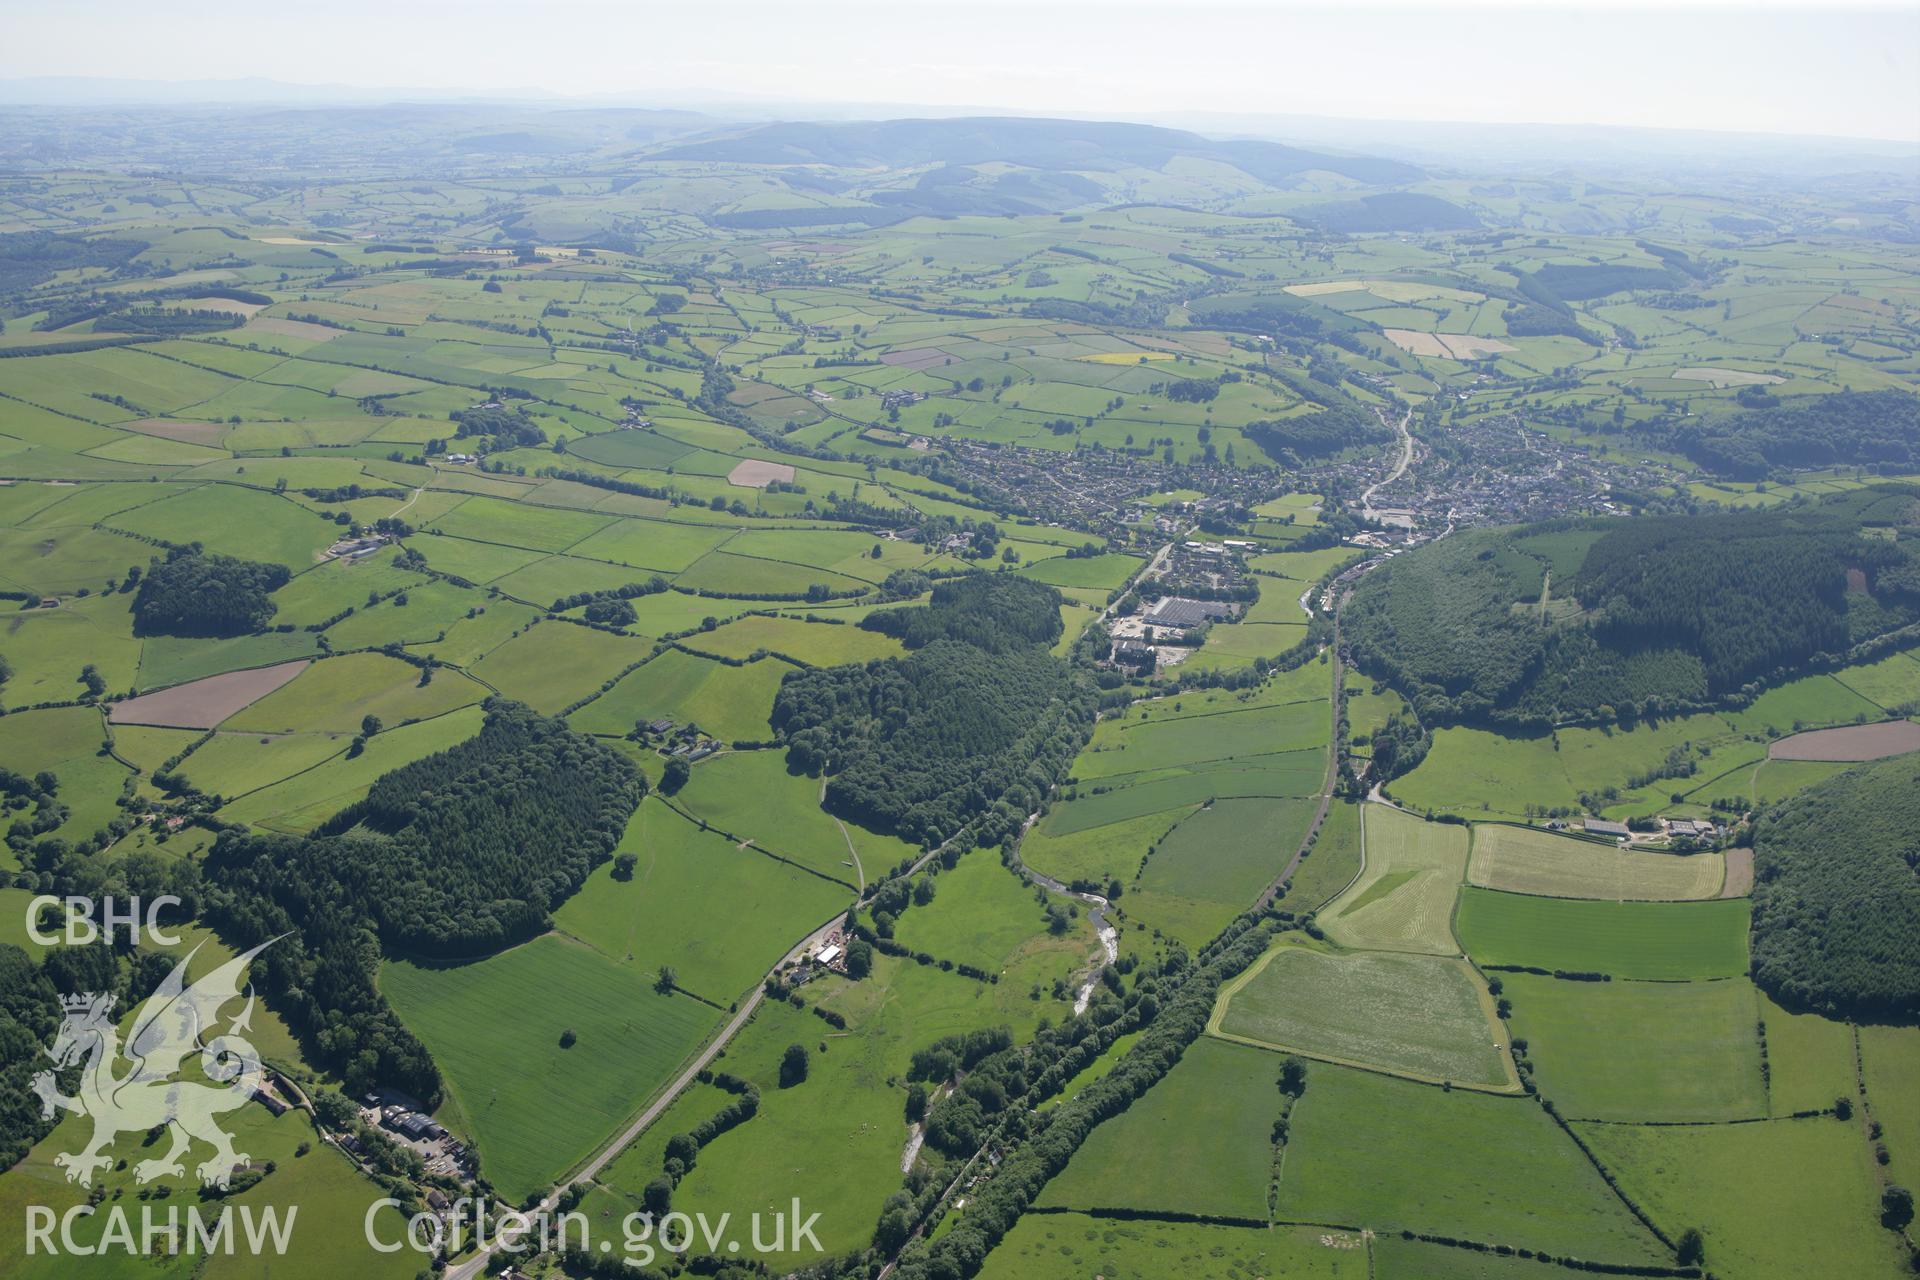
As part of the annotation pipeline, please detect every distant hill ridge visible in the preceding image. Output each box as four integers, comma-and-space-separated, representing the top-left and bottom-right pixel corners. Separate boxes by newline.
652, 115, 1424, 185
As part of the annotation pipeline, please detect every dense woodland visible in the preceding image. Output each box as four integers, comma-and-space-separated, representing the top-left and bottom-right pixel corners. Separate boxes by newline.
1243, 402, 1391, 463
203, 701, 646, 1099
131, 546, 291, 638
1345, 488, 1920, 725
859, 574, 1065, 652
0, 945, 62, 1171
1672, 390, 1920, 479
1750, 755, 1920, 1020
778, 574, 1097, 847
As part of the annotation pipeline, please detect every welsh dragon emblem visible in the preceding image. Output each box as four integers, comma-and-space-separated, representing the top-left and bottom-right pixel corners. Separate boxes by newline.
31, 937, 280, 1189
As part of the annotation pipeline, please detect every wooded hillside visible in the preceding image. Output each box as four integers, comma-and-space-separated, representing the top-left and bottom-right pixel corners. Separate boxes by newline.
1750, 754, 1920, 1020
1344, 488, 1920, 726
203, 700, 646, 1099
780, 573, 1096, 847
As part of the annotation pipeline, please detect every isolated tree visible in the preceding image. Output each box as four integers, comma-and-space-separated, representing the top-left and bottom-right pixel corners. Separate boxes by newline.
361, 715, 383, 738
655, 965, 677, 995
1882, 1185, 1914, 1230
558, 1028, 577, 1049
1279, 1056, 1308, 1097
613, 851, 639, 880
643, 1175, 673, 1215
661, 757, 691, 794
1675, 1228, 1705, 1266
780, 1043, 810, 1088
845, 938, 874, 980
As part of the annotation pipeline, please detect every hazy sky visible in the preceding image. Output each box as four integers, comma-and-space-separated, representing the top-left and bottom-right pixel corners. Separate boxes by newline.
6, 0, 1919, 142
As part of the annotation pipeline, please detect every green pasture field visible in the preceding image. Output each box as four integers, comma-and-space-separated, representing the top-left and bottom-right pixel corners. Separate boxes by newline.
1387, 727, 1579, 818
222, 650, 484, 733
1454, 889, 1750, 979
722, 527, 939, 580
1213, 943, 1513, 1088
1036, 1036, 1281, 1220
595, 996, 905, 1263
176, 729, 350, 799
569, 647, 796, 743
566, 428, 696, 469
107, 482, 337, 571
1321, 805, 1467, 955
426, 492, 613, 552
1130, 796, 1319, 945
406, 597, 540, 667
1722, 672, 1883, 735
1248, 546, 1360, 582
0, 594, 142, 706
677, 612, 906, 665
1467, 823, 1725, 901
1503, 973, 1766, 1122
1274, 1064, 1665, 1264
267, 549, 427, 625
1017, 551, 1144, 590
1860, 1025, 1920, 1189
1181, 619, 1309, 672
1236, 587, 1313, 625
673, 748, 918, 881
622, 587, 756, 633
404, 531, 544, 583
102, 722, 196, 775
1759, 990, 1860, 1117
1022, 804, 1195, 888
0, 521, 156, 597
1748, 756, 1852, 805
137, 629, 321, 689
1050, 747, 1326, 832
675, 550, 870, 596
1372, 1235, 1596, 1279
1076, 696, 1328, 782
381, 933, 717, 1205
1830, 647, 1920, 710
320, 576, 482, 649
553, 797, 851, 1002
0, 1103, 419, 1280
219, 704, 485, 832
1576, 1117, 1906, 1280
489, 551, 661, 604
0, 705, 127, 854
466, 618, 649, 712
1273, 797, 1363, 915
980, 1216, 1366, 1280
893, 847, 1095, 973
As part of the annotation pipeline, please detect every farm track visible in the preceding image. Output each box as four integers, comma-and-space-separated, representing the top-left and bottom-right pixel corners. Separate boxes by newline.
445, 809, 975, 1279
